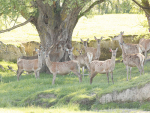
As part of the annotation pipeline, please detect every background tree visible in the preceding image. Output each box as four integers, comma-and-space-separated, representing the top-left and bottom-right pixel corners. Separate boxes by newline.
0, 0, 105, 60
132, 0, 150, 31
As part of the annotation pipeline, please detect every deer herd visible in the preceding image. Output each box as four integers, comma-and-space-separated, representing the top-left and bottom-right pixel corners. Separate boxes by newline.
16, 31, 149, 85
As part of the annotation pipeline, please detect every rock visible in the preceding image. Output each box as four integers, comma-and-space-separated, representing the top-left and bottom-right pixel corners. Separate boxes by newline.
0, 41, 26, 62
22, 41, 40, 56
99, 83, 150, 104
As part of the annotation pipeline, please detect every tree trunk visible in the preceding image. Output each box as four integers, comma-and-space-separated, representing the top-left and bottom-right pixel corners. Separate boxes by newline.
32, 1, 80, 73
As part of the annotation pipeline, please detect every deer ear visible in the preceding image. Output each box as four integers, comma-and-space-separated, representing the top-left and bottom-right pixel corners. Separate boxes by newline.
116, 47, 118, 51
48, 50, 51, 55
109, 48, 112, 52
35, 47, 39, 52
94, 36, 97, 40
121, 31, 124, 35
87, 38, 89, 42
80, 38, 84, 42
71, 47, 74, 51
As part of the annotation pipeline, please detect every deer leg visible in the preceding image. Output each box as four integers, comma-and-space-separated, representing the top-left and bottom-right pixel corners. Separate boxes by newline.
52, 73, 56, 85
82, 67, 84, 78
110, 72, 114, 84
17, 69, 24, 81
72, 71, 82, 83
90, 72, 97, 84
37, 71, 40, 78
34, 71, 37, 79
106, 72, 109, 84
126, 65, 129, 81
129, 67, 132, 80
135, 64, 142, 76
145, 50, 147, 59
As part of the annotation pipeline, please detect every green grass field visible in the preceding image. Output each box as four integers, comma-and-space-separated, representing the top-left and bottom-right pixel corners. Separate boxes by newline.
1, 60, 150, 112
0, 14, 150, 112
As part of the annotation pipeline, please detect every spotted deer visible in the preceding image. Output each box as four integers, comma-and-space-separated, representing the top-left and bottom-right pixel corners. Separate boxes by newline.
120, 42, 145, 81
81, 36, 102, 60
90, 48, 118, 84
112, 31, 145, 55
17, 48, 44, 81
45, 45, 82, 85
66, 47, 93, 78
139, 38, 150, 59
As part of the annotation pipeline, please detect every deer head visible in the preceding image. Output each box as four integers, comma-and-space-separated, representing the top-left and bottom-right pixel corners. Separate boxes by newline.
109, 48, 118, 57
94, 36, 103, 45
112, 31, 124, 43
76, 48, 83, 55
80, 38, 89, 47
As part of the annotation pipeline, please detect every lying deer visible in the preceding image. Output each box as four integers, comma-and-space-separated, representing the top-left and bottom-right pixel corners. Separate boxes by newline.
120, 42, 145, 81
90, 48, 118, 84
81, 36, 102, 60
66, 47, 93, 78
17, 48, 43, 81
139, 38, 150, 59
45, 45, 82, 85
112, 31, 145, 55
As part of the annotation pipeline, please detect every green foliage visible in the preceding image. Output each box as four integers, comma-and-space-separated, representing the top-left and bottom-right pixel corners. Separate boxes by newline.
94, 0, 143, 14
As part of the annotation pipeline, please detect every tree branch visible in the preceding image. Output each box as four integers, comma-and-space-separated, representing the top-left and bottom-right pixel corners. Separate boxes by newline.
78, 0, 105, 18
0, 17, 33, 34
132, 0, 150, 10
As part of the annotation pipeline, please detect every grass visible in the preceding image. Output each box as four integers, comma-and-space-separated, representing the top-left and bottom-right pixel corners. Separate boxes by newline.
0, 14, 148, 45
1, 60, 150, 112
0, 14, 150, 112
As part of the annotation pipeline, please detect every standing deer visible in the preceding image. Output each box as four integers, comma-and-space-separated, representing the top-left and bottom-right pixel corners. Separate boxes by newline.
66, 47, 93, 77
90, 48, 118, 84
50, 41, 67, 62
112, 31, 145, 55
81, 36, 102, 60
45, 45, 82, 85
139, 38, 150, 59
17, 48, 44, 81
120, 42, 145, 81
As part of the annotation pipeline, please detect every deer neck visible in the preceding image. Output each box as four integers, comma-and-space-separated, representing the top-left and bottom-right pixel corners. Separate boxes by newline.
69, 54, 74, 60
38, 56, 43, 68
45, 55, 53, 67
96, 44, 100, 57
111, 55, 116, 64
121, 44, 127, 59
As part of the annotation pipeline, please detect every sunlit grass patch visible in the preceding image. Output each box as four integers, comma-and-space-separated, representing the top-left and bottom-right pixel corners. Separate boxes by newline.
1, 57, 150, 111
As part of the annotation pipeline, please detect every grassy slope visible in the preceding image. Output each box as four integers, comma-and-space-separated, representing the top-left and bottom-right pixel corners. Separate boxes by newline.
1, 60, 150, 111
0, 14, 150, 112
0, 14, 148, 45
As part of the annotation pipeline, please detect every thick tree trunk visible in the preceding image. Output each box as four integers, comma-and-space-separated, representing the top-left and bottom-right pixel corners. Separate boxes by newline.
32, 1, 80, 73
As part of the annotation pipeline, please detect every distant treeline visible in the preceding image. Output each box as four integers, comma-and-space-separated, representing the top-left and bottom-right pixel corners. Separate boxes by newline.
92, 0, 143, 14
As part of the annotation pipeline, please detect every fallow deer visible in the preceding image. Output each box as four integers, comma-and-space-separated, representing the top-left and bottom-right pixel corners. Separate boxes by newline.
112, 31, 145, 55
17, 48, 44, 81
81, 36, 102, 60
139, 38, 150, 59
49, 41, 67, 62
120, 42, 145, 81
45, 45, 82, 85
66, 47, 93, 78
90, 48, 118, 84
